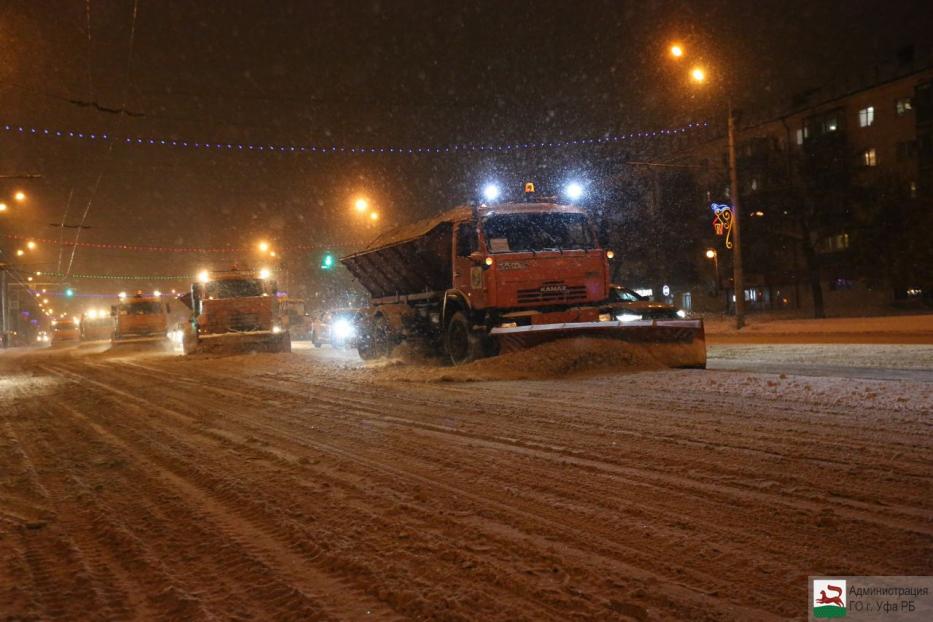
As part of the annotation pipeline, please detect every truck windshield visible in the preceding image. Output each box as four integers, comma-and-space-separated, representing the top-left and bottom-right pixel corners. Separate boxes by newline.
120, 302, 163, 315
206, 279, 266, 299
482, 213, 595, 253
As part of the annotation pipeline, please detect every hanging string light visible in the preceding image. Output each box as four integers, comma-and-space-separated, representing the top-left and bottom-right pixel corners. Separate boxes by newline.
38, 270, 194, 281
4, 234, 356, 254
2, 121, 708, 156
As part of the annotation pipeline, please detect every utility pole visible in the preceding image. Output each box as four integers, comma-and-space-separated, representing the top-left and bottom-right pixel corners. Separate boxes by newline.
727, 98, 746, 329
1, 266, 7, 347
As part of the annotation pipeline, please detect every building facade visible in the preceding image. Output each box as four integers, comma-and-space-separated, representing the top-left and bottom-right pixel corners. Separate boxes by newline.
668, 60, 933, 316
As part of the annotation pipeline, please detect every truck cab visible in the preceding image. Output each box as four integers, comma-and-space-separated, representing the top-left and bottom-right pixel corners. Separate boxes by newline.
450, 203, 610, 324
184, 268, 290, 353
51, 319, 81, 346
112, 292, 170, 342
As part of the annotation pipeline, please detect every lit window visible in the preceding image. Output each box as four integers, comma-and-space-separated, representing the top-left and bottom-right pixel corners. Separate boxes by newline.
795, 128, 804, 145
862, 148, 877, 167
858, 106, 875, 127
896, 98, 913, 116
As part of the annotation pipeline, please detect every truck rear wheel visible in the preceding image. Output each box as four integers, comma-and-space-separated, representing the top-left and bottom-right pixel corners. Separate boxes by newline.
357, 316, 391, 360
445, 311, 483, 365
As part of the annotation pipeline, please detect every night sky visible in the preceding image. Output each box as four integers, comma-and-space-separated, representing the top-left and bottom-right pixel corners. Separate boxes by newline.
1, 0, 931, 301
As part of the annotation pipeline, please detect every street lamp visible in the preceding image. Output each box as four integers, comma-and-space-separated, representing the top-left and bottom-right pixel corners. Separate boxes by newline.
13, 191, 25, 202
369, 211, 380, 222
0, 203, 6, 212
670, 44, 684, 58
354, 197, 369, 213
670, 46, 747, 329
257, 241, 270, 253
26, 240, 36, 250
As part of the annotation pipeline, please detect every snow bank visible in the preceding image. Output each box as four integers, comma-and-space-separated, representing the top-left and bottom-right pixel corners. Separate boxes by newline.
374, 338, 669, 383
706, 313, 933, 341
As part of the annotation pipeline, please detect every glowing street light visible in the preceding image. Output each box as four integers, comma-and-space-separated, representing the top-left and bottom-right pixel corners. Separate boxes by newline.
14, 191, 26, 202
482, 183, 501, 202
354, 197, 370, 213
369, 211, 380, 222
16, 249, 24, 256
0, 203, 6, 212
691, 67, 706, 83
26, 240, 36, 250
259, 268, 271, 280
670, 44, 684, 58
705, 249, 717, 259
257, 241, 270, 253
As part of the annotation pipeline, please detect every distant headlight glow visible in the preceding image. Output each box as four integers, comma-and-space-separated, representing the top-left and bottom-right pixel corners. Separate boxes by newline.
564, 181, 584, 202
676, 309, 687, 318
332, 318, 356, 340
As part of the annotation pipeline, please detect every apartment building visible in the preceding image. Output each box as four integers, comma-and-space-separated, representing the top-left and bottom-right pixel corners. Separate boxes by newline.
668, 57, 933, 314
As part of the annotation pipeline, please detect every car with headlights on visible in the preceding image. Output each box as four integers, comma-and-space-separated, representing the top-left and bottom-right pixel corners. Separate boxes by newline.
310, 308, 359, 349
608, 285, 687, 322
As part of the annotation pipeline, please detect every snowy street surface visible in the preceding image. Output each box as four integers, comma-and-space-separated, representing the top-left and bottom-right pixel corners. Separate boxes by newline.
1, 337, 931, 620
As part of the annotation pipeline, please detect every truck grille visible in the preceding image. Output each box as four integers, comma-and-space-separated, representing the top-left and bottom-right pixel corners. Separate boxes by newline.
517, 284, 588, 304
228, 312, 261, 331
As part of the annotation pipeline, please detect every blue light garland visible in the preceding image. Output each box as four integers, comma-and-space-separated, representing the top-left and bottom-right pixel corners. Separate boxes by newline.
2, 121, 708, 155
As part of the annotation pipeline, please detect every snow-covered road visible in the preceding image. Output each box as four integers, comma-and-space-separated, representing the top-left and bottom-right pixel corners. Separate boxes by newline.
1, 341, 930, 620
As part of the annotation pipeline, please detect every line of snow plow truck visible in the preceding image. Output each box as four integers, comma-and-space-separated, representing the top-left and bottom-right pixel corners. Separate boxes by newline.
341, 195, 706, 367
180, 268, 291, 355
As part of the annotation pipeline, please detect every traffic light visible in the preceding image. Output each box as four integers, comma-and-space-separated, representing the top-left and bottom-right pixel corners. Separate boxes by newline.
65, 288, 74, 297
320, 252, 335, 270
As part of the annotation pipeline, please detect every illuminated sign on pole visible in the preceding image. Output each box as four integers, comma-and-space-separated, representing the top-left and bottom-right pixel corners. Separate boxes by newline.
710, 203, 734, 249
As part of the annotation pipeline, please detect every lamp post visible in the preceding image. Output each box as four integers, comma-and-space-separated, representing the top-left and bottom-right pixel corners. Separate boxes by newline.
705, 248, 720, 295
725, 97, 746, 328
671, 45, 746, 328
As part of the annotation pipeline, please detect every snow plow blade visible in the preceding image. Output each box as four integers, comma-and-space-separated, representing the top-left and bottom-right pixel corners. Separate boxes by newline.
185, 330, 291, 355
109, 335, 172, 352
491, 319, 706, 368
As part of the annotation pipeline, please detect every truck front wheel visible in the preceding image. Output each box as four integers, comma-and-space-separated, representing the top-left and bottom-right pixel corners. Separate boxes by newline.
445, 311, 483, 365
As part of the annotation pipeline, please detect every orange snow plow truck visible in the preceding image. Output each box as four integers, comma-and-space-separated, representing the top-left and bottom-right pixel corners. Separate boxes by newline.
110, 291, 171, 347
341, 192, 706, 367
180, 268, 291, 355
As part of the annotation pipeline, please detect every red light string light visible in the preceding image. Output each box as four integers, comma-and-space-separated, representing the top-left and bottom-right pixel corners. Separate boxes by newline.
4, 234, 354, 254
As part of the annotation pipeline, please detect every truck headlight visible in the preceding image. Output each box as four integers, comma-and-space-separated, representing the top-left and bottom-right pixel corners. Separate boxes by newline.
676, 309, 687, 318
617, 313, 643, 322
332, 318, 355, 340
272, 325, 283, 334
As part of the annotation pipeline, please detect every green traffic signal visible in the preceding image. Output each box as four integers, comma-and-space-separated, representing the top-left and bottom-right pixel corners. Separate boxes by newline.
65, 288, 75, 297
321, 253, 335, 270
